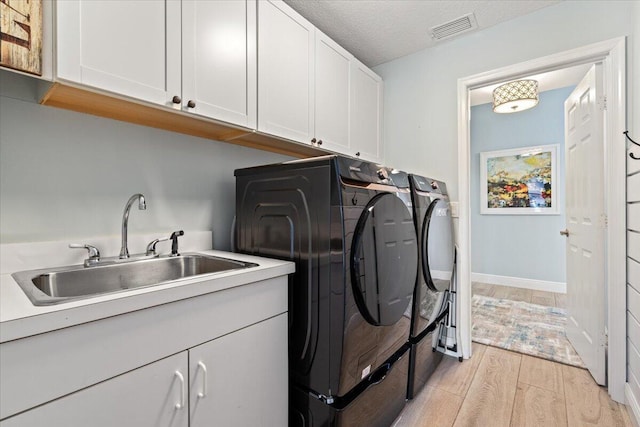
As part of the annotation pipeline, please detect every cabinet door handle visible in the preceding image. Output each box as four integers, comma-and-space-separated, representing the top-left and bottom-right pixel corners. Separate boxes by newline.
174, 371, 186, 410
311, 138, 317, 144
317, 139, 323, 145
172, 95, 182, 104
187, 100, 196, 109
197, 361, 208, 398
355, 152, 361, 157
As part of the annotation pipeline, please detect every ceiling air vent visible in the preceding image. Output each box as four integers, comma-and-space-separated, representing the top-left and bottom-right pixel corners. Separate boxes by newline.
430, 13, 478, 41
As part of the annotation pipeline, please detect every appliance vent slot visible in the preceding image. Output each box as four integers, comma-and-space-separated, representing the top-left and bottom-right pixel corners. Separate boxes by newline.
430, 13, 478, 40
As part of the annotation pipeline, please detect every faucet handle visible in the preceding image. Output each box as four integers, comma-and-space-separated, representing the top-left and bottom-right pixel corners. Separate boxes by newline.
170, 230, 184, 256
69, 244, 101, 266
146, 236, 169, 256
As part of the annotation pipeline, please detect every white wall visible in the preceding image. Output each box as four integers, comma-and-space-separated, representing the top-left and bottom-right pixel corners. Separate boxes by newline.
627, 1, 640, 418
0, 76, 292, 250
373, 1, 637, 202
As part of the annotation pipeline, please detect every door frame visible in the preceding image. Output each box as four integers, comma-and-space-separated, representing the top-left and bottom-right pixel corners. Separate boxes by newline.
456, 37, 627, 401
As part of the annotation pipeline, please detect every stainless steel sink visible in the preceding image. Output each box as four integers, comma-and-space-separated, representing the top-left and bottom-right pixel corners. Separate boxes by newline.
12, 254, 258, 306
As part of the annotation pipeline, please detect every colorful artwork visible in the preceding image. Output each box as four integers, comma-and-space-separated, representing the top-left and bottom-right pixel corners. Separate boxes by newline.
480, 145, 559, 215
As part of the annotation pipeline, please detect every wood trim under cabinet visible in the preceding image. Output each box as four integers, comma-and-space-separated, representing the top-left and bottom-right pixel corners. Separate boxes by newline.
40, 82, 327, 159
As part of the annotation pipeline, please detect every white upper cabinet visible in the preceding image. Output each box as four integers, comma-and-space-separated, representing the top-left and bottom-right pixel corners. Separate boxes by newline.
56, 0, 256, 127
314, 31, 352, 153
350, 59, 384, 164
54, 0, 383, 160
257, 0, 315, 143
181, 0, 257, 128
56, 0, 181, 107
258, 1, 383, 161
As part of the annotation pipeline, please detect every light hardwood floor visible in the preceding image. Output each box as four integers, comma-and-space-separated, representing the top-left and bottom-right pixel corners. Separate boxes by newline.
393, 283, 633, 426
471, 282, 566, 308
394, 343, 633, 427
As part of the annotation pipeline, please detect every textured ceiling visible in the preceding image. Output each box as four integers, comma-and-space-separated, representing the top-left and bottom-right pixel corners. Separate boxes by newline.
284, 0, 561, 67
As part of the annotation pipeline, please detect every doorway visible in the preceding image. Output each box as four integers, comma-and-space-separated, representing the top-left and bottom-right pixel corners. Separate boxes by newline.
468, 65, 589, 370
456, 37, 626, 402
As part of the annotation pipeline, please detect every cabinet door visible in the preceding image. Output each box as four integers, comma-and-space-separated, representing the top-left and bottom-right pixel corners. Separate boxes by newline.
1, 353, 189, 427
258, 0, 314, 143
314, 31, 352, 154
350, 60, 384, 164
56, 0, 181, 106
182, 0, 257, 128
189, 313, 288, 427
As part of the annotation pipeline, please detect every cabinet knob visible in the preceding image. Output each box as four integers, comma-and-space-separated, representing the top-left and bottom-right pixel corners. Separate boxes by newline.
187, 100, 196, 109
311, 138, 317, 144
355, 152, 361, 157
317, 139, 323, 146
172, 95, 182, 104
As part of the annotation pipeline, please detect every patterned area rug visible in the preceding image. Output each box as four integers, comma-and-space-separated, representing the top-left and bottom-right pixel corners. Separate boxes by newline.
472, 294, 585, 368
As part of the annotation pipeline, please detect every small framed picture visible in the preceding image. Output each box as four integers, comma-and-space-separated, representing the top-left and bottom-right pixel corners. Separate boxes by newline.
480, 144, 559, 215
0, 0, 43, 75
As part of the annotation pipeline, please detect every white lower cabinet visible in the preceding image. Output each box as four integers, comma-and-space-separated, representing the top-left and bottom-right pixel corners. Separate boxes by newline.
1, 314, 287, 427
189, 314, 288, 426
0, 276, 289, 426
1, 352, 190, 427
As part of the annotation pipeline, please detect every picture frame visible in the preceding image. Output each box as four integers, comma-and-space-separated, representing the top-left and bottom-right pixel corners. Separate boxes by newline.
480, 144, 559, 215
0, 0, 43, 76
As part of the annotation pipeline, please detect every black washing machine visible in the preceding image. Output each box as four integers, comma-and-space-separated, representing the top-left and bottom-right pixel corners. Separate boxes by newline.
406, 174, 456, 400
235, 156, 417, 426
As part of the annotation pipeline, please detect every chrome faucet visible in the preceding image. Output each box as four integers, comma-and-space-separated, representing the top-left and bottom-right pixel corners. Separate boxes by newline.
119, 193, 146, 259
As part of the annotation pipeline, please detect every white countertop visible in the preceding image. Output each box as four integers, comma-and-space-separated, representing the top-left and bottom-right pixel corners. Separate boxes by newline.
0, 250, 294, 343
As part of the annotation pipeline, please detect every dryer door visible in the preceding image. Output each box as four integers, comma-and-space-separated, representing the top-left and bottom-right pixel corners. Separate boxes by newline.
351, 193, 418, 326
422, 198, 455, 292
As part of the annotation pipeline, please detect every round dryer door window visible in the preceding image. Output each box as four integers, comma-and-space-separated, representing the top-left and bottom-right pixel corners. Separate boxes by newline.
351, 193, 418, 326
422, 198, 455, 292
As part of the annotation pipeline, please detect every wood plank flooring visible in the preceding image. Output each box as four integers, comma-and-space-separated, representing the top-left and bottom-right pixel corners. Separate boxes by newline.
471, 282, 566, 308
393, 283, 633, 426
394, 344, 632, 427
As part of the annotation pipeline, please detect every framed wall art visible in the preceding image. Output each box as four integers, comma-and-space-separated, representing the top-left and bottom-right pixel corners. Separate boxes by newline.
480, 144, 559, 215
0, 0, 43, 75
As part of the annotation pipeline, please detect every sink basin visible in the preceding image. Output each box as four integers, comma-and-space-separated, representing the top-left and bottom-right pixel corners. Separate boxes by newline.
12, 254, 258, 306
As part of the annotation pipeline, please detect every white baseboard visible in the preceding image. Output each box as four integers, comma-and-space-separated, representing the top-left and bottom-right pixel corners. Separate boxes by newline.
471, 272, 566, 294
626, 383, 640, 427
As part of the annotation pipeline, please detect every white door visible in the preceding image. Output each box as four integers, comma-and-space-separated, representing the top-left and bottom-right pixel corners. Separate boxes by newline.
350, 59, 384, 163
314, 31, 352, 153
56, 0, 181, 107
182, 0, 257, 128
257, 0, 315, 143
189, 314, 288, 427
2, 353, 189, 427
564, 63, 606, 385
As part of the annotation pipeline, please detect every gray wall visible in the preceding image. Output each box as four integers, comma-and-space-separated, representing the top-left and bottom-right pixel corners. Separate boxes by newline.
373, 0, 637, 202
0, 77, 292, 249
470, 87, 573, 283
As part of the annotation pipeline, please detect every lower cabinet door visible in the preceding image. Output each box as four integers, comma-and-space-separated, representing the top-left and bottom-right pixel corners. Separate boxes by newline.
189, 313, 288, 427
1, 353, 189, 427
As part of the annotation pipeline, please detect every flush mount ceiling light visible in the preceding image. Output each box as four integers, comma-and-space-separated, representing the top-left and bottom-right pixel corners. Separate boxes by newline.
492, 79, 539, 113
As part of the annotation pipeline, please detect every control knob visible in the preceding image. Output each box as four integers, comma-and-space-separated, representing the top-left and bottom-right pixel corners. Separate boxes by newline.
377, 168, 389, 180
